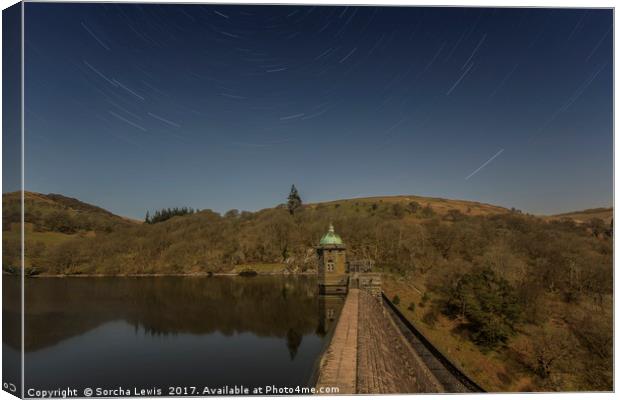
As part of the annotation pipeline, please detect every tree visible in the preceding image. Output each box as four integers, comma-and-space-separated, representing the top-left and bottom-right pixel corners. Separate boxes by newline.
408, 201, 421, 213
444, 266, 522, 348
225, 209, 240, 219
571, 312, 613, 390
286, 328, 303, 360
44, 210, 77, 233
146, 207, 196, 224
515, 324, 577, 384
287, 185, 302, 215
588, 218, 606, 237
421, 204, 435, 217
391, 203, 406, 218
445, 209, 465, 222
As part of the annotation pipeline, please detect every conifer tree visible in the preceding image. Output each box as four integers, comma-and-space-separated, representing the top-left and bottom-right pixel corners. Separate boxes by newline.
287, 184, 302, 215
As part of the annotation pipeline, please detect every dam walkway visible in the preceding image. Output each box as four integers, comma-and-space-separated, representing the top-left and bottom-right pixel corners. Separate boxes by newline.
315, 289, 483, 394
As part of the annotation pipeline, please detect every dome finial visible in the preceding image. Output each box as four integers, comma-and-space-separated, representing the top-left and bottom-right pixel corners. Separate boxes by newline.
319, 223, 344, 246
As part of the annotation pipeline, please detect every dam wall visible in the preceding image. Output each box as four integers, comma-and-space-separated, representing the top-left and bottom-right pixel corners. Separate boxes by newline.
315, 288, 481, 394
357, 289, 444, 393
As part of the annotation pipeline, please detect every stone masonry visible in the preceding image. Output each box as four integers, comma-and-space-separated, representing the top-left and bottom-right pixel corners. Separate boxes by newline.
356, 289, 444, 393
315, 288, 448, 394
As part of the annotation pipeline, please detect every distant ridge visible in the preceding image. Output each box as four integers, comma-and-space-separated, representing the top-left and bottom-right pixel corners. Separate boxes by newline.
306, 195, 509, 217
5, 191, 612, 223
2, 191, 136, 234
547, 207, 613, 224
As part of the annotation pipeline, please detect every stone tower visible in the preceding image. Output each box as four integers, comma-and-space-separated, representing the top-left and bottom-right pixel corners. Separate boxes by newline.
316, 224, 348, 294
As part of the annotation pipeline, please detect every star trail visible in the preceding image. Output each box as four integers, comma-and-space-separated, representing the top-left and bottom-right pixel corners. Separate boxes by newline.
23, 4, 613, 218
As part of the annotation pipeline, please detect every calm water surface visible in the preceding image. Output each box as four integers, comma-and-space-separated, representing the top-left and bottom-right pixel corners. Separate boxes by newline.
3, 276, 344, 395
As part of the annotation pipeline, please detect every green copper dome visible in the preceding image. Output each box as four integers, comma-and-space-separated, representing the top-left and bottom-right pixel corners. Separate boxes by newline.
319, 224, 344, 245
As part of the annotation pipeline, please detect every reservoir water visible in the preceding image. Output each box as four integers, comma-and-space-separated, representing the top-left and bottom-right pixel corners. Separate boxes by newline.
2, 276, 344, 395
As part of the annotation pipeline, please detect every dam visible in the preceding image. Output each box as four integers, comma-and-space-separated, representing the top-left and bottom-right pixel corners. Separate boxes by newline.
313, 225, 483, 394
314, 289, 484, 394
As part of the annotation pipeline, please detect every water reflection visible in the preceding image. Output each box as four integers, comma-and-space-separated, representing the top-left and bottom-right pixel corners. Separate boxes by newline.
2, 276, 22, 396
317, 295, 345, 337
2, 276, 345, 392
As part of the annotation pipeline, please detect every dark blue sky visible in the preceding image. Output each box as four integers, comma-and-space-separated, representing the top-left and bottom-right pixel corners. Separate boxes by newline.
24, 4, 612, 219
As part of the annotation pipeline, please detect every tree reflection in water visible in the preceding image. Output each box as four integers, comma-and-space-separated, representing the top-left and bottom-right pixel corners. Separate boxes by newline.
3, 276, 347, 390
4, 276, 343, 354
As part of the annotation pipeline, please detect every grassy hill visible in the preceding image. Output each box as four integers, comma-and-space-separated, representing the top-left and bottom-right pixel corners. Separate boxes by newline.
2, 191, 135, 271
307, 194, 510, 216
3, 191, 135, 232
546, 207, 613, 225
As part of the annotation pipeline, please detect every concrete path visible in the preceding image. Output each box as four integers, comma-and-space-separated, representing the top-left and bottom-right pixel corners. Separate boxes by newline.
315, 289, 359, 394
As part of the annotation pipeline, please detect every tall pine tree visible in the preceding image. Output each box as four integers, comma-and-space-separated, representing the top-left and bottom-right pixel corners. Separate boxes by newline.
287, 184, 302, 215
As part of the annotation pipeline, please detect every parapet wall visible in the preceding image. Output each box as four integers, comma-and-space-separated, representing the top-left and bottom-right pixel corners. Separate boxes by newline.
356, 289, 444, 393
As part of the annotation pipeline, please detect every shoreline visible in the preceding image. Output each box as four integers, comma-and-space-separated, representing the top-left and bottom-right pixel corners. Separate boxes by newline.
4, 270, 318, 278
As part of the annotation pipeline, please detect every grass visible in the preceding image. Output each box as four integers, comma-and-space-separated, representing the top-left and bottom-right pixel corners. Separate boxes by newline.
382, 274, 535, 392
23, 223, 80, 246
5, 224, 86, 269
306, 195, 510, 217
546, 207, 613, 224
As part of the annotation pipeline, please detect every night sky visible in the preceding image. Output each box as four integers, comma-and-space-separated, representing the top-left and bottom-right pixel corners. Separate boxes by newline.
23, 4, 613, 219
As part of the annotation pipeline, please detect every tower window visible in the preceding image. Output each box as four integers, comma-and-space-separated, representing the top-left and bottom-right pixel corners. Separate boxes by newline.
326, 261, 334, 272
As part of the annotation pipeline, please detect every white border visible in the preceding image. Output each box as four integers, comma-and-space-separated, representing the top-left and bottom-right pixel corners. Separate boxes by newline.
0, 2, 616, 400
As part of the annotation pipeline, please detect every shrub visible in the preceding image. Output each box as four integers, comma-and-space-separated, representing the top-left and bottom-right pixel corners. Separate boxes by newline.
422, 309, 439, 327
420, 292, 430, 307
408, 201, 421, 213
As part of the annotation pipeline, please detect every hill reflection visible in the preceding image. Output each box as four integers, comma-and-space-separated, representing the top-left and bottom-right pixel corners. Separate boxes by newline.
3, 276, 343, 355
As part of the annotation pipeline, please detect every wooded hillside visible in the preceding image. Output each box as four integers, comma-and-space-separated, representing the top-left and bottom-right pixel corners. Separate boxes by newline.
1, 191, 613, 391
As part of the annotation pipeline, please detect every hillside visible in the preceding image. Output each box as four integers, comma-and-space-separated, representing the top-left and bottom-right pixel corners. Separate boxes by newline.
3, 191, 135, 232
307, 195, 510, 217
547, 207, 613, 225
1, 191, 613, 391
2, 191, 136, 272
3, 191, 612, 275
